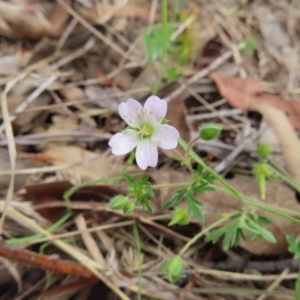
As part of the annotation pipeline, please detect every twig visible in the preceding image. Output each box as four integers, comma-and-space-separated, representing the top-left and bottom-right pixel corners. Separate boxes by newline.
203, 259, 299, 272
187, 108, 243, 122
165, 43, 245, 103
0, 202, 131, 300
0, 75, 58, 134
55, 0, 130, 60
213, 125, 268, 173
256, 268, 290, 300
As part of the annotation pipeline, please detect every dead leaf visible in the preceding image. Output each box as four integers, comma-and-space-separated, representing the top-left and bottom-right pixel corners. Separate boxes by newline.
47, 115, 78, 134
0, 0, 70, 40
11, 94, 52, 131
150, 169, 193, 210
25, 180, 118, 222
0, 148, 38, 191
210, 73, 300, 129
39, 278, 97, 300
41, 145, 122, 181
78, 2, 150, 25
165, 100, 190, 158
0, 52, 31, 76
131, 69, 159, 99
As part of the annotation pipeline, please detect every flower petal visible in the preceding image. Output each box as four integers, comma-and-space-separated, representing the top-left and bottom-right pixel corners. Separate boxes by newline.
144, 96, 167, 122
152, 124, 179, 149
119, 98, 143, 127
135, 139, 158, 170
108, 130, 139, 155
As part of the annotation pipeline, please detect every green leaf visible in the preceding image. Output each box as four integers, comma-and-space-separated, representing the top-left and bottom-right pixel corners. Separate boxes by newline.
142, 200, 153, 212
163, 189, 186, 209
143, 26, 174, 64
191, 206, 204, 222
243, 37, 258, 55
206, 227, 227, 244
123, 173, 135, 184
169, 208, 189, 226
286, 234, 300, 260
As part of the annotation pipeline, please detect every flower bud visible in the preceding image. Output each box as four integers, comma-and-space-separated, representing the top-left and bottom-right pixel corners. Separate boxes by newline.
169, 208, 189, 226
199, 123, 222, 140
161, 256, 183, 282
256, 143, 271, 158
109, 196, 128, 210
123, 201, 135, 215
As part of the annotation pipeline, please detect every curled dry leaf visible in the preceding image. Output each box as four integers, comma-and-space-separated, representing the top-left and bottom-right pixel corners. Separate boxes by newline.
210, 73, 300, 129
78, 2, 150, 25
41, 145, 122, 181
0, 148, 38, 191
0, 0, 70, 40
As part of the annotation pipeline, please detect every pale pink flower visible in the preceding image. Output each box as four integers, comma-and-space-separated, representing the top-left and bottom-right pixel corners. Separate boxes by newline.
109, 96, 180, 170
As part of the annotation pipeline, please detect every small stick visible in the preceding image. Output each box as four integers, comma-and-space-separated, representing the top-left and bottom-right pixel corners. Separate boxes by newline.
165, 43, 245, 104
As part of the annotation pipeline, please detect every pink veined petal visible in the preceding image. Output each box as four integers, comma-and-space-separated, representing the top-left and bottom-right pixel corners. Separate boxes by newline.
135, 139, 158, 170
108, 130, 139, 155
144, 96, 167, 122
119, 98, 143, 127
151, 124, 180, 149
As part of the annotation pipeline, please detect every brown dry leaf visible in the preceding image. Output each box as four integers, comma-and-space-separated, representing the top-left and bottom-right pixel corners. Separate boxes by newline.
131, 69, 159, 99
47, 115, 79, 134
0, 51, 31, 76
25, 180, 118, 222
0, 148, 38, 191
78, 2, 150, 25
249, 103, 300, 184
165, 100, 190, 158
199, 175, 300, 255
0, 0, 70, 40
210, 73, 300, 129
11, 94, 52, 131
41, 145, 122, 181
150, 169, 193, 210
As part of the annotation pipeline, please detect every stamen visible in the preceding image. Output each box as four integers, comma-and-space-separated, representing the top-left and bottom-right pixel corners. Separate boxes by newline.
138, 125, 151, 139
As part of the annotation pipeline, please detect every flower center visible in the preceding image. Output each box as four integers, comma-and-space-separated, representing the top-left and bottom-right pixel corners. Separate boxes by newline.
137, 124, 154, 139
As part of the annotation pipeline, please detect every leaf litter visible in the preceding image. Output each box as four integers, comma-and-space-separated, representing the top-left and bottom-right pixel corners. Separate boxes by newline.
0, 0, 300, 299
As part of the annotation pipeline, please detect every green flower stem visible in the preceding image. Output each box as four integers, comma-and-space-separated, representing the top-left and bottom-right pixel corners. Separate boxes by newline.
268, 157, 295, 181
269, 165, 300, 192
6, 211, 72, 245
178, 138, 244, 201
133, 223, 142, 300
184, 136, 200, 161
213, 184, 300, 225
152, 0, 168, 94
179, 137, 300, 226
172, 149, 195, 175
179, 215, 230, 256
152, 181, 192, 189
63, 173, 143, 201
122, 151, 136, 173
